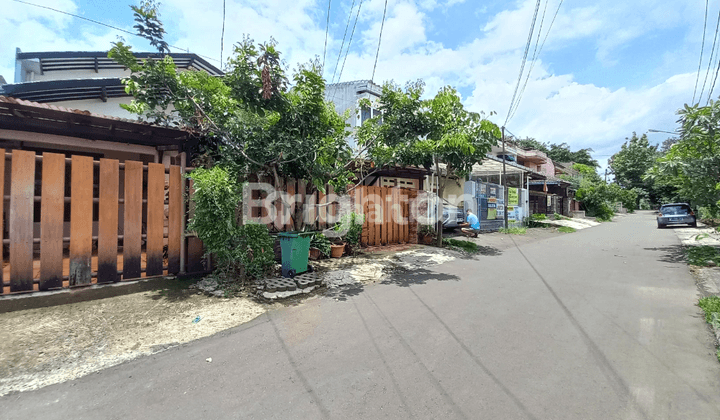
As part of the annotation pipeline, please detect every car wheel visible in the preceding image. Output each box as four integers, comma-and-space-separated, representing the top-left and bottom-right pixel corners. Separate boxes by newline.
657, 224, 664, 229
691, 222, 697, 228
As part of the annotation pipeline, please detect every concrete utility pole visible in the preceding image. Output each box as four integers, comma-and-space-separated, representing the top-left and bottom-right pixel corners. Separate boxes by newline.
604, 168, 608, 183
502, 126, 508, 228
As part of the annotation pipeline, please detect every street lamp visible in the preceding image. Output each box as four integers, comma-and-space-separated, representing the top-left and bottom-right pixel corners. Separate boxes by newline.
647, 129, 679, 135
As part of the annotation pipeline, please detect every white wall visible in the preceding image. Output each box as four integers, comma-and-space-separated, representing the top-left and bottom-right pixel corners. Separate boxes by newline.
54, 97, 136, 119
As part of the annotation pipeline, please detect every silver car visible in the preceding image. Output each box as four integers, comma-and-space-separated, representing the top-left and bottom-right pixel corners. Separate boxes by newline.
442, 200, 465, 228
657, 203, 697, 228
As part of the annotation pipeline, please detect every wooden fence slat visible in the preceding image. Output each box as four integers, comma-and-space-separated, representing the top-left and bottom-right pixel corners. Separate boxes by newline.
390, 188, 396, 244
403, 190, 410, 243
39, 153, 66, 290
286, 179, 295, 232
274, 177, 284, 231
373, 186, 381, 246
146, 163, 165, 276
327, 184, 335, 226
318, 189, 326, 230
167, 165, 182, 274
361, 186, 369, 246
10, 150, 35, 291
393, 188, 399, 244
69, 155, 94, 286
123, 161, 143, 279
97, 159, 119, 283
0, 149, 4, 292
382, 187, 389, 245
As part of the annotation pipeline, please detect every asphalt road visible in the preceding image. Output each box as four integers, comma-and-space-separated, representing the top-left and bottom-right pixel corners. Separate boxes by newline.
3, 212, 720, 419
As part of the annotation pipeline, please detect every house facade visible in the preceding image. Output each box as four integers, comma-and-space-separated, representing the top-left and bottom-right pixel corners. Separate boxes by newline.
0, 49, 223, 120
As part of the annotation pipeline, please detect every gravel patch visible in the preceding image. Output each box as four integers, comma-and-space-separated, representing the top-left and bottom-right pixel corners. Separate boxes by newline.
0, 290, 265, 396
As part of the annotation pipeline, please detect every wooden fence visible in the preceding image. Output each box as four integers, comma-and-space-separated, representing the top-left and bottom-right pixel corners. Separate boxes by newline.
1, 149, 195, 295
245, 180, 419, 246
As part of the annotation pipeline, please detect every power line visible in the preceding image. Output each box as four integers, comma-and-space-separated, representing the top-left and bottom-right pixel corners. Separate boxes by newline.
707, 53, 720, 102
699, 5, 720, 103
509, 0, 550, 121
692, 0, 710, 104
371, 0, 389, 82
331, 0, 357, 84
12, 0, 221, 64
220, 0, 226, 66
504, 0, 542, 127
336, 0, 363, 86
322, 0, 332, 74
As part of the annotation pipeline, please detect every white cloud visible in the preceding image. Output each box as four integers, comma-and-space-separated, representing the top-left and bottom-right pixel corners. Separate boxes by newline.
0, 0, 703, 171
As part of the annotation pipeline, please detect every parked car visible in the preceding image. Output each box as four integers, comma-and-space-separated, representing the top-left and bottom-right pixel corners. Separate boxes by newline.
657, 203, 697, 228
442, 200, 465, 228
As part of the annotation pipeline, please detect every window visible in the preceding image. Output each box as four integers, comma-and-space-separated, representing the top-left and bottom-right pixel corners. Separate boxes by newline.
360, 106, 371, 124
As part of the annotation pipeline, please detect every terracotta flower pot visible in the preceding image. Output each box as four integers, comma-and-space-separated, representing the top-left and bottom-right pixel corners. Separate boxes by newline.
330, 243, 345, 258
309, 247, 322, 260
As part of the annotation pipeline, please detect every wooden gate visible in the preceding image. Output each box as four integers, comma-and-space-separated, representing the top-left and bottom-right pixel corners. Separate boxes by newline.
1, 149, 188, 294
355, 185, 416, 246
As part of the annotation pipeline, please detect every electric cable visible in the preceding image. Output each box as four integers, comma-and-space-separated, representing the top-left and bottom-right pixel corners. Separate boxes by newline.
220, 0, 226, 66
699, 4, 720, 103
12, 0, 221, 63
504, 0, 542, 127
371, 0, 389, 82
322, 0, 332, 74
510, 0, 566, 121
692, 0, 709, 104
333, 0, 364, 96
331, 0, 357, 84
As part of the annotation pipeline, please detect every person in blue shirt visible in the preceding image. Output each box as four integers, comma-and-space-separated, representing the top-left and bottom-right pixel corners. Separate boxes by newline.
459, 209, 480, 237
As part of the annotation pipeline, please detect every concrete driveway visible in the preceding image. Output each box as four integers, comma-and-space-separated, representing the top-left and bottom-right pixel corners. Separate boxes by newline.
2, 211, 719, 419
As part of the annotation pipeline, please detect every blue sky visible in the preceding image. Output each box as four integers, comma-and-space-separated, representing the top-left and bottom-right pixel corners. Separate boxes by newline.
0, 0, 711, 169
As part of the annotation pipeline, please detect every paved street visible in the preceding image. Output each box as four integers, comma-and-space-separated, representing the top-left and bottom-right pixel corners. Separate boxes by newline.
2, 212, 720, 419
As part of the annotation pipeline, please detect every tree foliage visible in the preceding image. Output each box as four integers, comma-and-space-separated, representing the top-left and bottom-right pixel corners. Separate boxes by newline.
609, 132, 659, 190
357, 82, 500, 244
108, 5, 352, 198
646, 101, 720, 216
512, 138, 599, 168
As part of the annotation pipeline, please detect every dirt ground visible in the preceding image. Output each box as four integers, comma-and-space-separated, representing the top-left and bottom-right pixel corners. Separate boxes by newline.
0, 279, 265, 396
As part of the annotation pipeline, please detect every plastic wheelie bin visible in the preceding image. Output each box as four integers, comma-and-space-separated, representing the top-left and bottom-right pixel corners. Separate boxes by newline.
278, 232, 315, 278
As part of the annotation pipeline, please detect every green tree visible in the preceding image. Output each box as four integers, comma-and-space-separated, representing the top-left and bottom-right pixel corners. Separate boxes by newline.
609, 132, 659, 190
108, 3, 353, 230
546, 143, 599, 168
358, 82, 500, 245
513, 137, 548, 153
647, 101, 720, 216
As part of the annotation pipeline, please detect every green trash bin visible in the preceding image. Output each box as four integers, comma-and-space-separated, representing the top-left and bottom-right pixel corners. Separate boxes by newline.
278, 232, 314, 278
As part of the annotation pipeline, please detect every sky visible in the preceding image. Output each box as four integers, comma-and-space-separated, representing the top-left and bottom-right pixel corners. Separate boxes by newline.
0, 0, 713, 171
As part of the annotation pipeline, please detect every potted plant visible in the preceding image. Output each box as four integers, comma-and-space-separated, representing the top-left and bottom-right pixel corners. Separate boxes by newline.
335, 212, 364, 256
418, 224, 435, 244
310, 233, 331, 260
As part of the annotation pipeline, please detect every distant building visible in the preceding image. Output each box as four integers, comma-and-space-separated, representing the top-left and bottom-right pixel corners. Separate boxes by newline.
0, 49, 223, 119
325, 80, 382, 150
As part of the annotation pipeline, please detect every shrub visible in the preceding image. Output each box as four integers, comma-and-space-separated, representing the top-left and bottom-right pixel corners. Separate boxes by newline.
335, 212, 365, 245
311, 233, 332, 257
686, 246, 720, 267
698, 296, 720, 324
187, 166, 274, 281
237, 223, 275, 279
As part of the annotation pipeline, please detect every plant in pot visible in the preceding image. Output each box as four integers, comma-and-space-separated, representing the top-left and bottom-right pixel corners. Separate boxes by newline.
330, 212, 364, 257
418, 224, 436, 244
310, 232, 331, 260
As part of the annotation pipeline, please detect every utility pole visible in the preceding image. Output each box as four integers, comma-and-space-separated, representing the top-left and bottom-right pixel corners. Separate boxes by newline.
502, 126, 508, 228
604, 168, 608, 183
